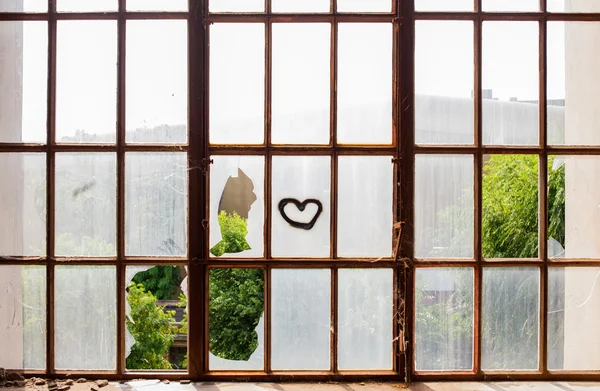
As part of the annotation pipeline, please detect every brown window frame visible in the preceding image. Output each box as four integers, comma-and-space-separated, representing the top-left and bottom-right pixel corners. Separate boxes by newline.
3, 0, 600, 383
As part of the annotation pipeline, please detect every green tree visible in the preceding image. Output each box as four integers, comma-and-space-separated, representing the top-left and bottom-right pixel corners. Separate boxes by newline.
126, 283, 177, 370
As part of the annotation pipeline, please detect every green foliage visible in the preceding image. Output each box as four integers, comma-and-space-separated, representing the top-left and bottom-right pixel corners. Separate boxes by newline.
209, 268, 264, 361
131, 266, 184, 300
210, 211, 251, 257
126, 283, 177, 370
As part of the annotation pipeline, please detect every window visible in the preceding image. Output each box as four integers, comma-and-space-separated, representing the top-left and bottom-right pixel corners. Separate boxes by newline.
2, 0, 600, 382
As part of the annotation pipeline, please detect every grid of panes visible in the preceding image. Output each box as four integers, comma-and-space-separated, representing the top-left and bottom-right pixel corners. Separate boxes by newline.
412, 0, 600, 380
206, 0, 400, 374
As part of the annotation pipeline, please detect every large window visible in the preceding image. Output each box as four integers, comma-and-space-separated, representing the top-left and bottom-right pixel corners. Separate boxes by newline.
2, 0, 600, 382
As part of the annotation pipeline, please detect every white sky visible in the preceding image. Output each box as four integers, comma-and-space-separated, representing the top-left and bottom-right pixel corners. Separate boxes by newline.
16, 0, 568, 142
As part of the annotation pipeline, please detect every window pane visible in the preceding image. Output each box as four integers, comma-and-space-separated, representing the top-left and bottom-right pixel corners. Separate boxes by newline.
0, 21, 47, 143
415, 268, 474, 371
549, 0, 600, 12
0, 266, 46, 370
57, 0, 117, 12
273, 0, 329, 12
210, 24, 264, 145
272, 156, 330, 258
338, 23, 392, 145
57, 21, 117, 143
0, 0, 46, 12
337, 0, 391, 12
127, 0, 187, 11
482, 0, 538, 11
272, 23, 330, 145
547, 156, 600, 260
210, 156, 264, 258
415, 0, 472, 11
338, 156, 393, 258
0, 153, 46, 257
483, 22, 538, 146
338, 269, 393, 370
415, 155, 474, 259
415, 21, 474, 145
548, 267, 600, 370
126, 153, 188, 256
209, 268, 264, 370
483, 155, 538, 259
482, 267, 540, 370
271, 269, 330, 370
126, 21, 187, 144
209, 0, 264, 13
548, 22, 600, 146
55, 153, 116, 257
126, 266, 188, 371
55, 266, 116, 370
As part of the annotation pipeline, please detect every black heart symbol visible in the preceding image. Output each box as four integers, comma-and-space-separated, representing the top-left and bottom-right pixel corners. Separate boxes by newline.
278, 198, 323, 231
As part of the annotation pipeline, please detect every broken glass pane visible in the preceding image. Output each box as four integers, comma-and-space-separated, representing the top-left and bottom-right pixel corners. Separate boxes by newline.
0, 266, 46, 370
210, 156, 264, 258
126, 152, 187, 257
272, 156, 330, 258
55, 266, 116, 370
126, 266, 188, 370
55, 153, 116, 257
0, 153, 46, 256
338, 269, 393, 370
415, 267, 474, 371
271, 269, 330, 370
209, 268, 264, 370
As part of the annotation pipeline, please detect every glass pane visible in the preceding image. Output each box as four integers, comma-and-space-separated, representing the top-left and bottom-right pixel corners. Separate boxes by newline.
549, 0, 600, 12
415, 155, 474, 259
272, 23, 330, 145
126, 266, 188, 370
0, 0, 46, 12
482, 267, 540, 370
271, 269, 330, 370
210, 24, 264, 145
273, 0, 329, 12
415, 268, 474, 371
338, 269, 393, 370
0, 21, 47, 143
483, 0, 538, 11
0, 153, 46, 256
55, 266, 116, 370
210, 156, 264, 258
209, 0, 264, 13
0, 266, 46, 370
547, 156, 600, 259
127, 0, 187, 11
337, 0, 391, 12
338, 23, 392, 145
57, 0, 117, 12
548, 267, 600, 370
272, 156, 330, 258
548, 22, 600, 146
57, 21, 117, 143
338, 156, 393, 258
209, 268, 264, 370
126, 153, 188, 256
126, 21, 187, 144
482, 155, 538, 259
415, 0, 472, 11
415, 21, 474, 145
482, 22, 538, 146
55, 153, 116, 257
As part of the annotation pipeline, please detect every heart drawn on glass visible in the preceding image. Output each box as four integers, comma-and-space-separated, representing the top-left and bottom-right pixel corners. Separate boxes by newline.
278, 198, 323, 230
